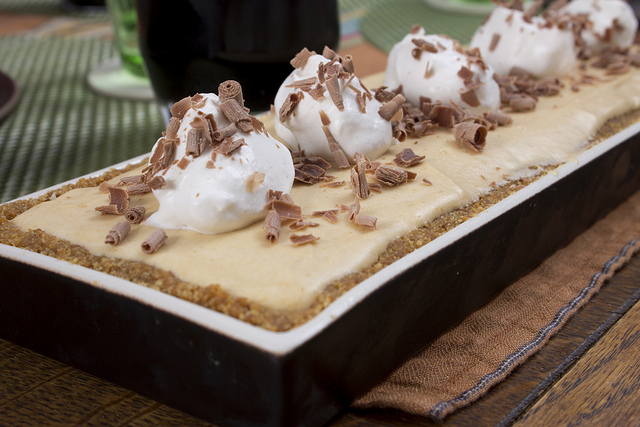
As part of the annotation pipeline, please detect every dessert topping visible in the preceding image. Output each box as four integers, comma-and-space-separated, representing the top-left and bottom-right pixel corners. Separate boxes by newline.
290, 233, 319, 246
105, 221, 131, 246
373, 164, 417, 186
263, 209, 281, 243
95, 186, 129, 214
452, 123, 488, 153
124, 206, 146, 224
394, 148, 426, 167
141, 229, 167, 254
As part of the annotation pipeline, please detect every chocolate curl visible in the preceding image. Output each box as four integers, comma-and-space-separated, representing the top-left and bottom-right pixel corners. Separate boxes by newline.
105, 221, 131, 246
378, 94, 406, 121
452, 122, 488, 153
322, 126, 350, 169
124, 206, 146, 224
218, 80, 244, 108
342, 55, 355, 74
141, 229, 167, 254
95, 186, 129, 214
263, 209, 281, 244
213, 123, 237, 142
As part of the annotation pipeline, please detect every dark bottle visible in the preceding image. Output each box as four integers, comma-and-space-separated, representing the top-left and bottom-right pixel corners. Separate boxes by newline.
136, 0, 340, 112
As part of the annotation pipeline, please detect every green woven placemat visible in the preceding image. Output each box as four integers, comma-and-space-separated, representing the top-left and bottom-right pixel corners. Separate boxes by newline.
0, 35, 164, 202
361, 0, 488, 52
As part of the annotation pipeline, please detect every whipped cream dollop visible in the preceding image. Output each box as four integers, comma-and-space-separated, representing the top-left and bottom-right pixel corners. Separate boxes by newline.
560, 0, 638, 54
384, 28, 501, 112
145, 90, 295, 234
273, 50, 395, 162
470, 6, 579, 78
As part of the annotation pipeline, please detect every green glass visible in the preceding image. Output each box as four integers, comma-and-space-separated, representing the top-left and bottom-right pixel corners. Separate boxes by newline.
107, 0, 146, 78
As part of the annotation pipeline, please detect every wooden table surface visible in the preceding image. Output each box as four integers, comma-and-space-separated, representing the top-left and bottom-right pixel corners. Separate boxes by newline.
2, 11, 640, 427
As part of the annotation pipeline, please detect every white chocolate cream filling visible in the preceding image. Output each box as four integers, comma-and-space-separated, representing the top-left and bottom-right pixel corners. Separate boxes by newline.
11, 67, 640, 312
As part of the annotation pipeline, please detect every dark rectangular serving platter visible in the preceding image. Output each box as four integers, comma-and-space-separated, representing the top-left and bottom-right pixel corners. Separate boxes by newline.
1, 120, 639, 426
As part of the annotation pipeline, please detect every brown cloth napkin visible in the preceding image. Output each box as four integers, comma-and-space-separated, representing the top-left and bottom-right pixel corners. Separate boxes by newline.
353, 189, 640, 419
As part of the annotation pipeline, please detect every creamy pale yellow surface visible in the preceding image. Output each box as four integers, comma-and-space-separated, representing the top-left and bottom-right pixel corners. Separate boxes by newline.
12, 70, 640, 311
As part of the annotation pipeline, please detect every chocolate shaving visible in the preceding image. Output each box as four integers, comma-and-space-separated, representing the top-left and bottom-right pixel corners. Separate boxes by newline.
290, 233, 319, 246
117, 175, 145, 187
289, 220, 319, 231
313, 209, 339, 224
483, 110, 513, 126
170, 97, 191, 119
265, 191, 302, 220
322, 46, 337, 60
509, 95, 537, 112
374, 164, 415, 186
394, 148, 426, 167
286, 77, 317, 91
147, 175, 166, 190
319, 110, 331, 126
353, 213, 377, 230
412, 38, 438, 53
322, 126, 350, 168
263, 209, 281, 243
105, 221, 131, 246
489, 33, 501, 52
95, 185, 129, 214
98, 182, 110, 193
165, 117, 181, 141
186, 128, 203, 157
369, 183, 383, 193
141, 229, 167, 254
325, 74, 344, 111
378, 94, 406, 121
374, 86, 397, 103
309, 84, 326, 100
215, 137, 246, 156
95, 204, 120, 215
125, 182, 151, 195
429, 104, 456, 128
523, 0, 544, 22
350, 162, 370, 199
460, 89, 481, 108
279, 92, 303, 123
347, 198, 360, 221
452, 122, 488, 153
176, 157, 190, 170
295, 163, 327, 184
218, 80, 245, 108
245, 172, 265, 193
219, 99, 253, 133
290, 47, 315, 69
124, 206, 146, 224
